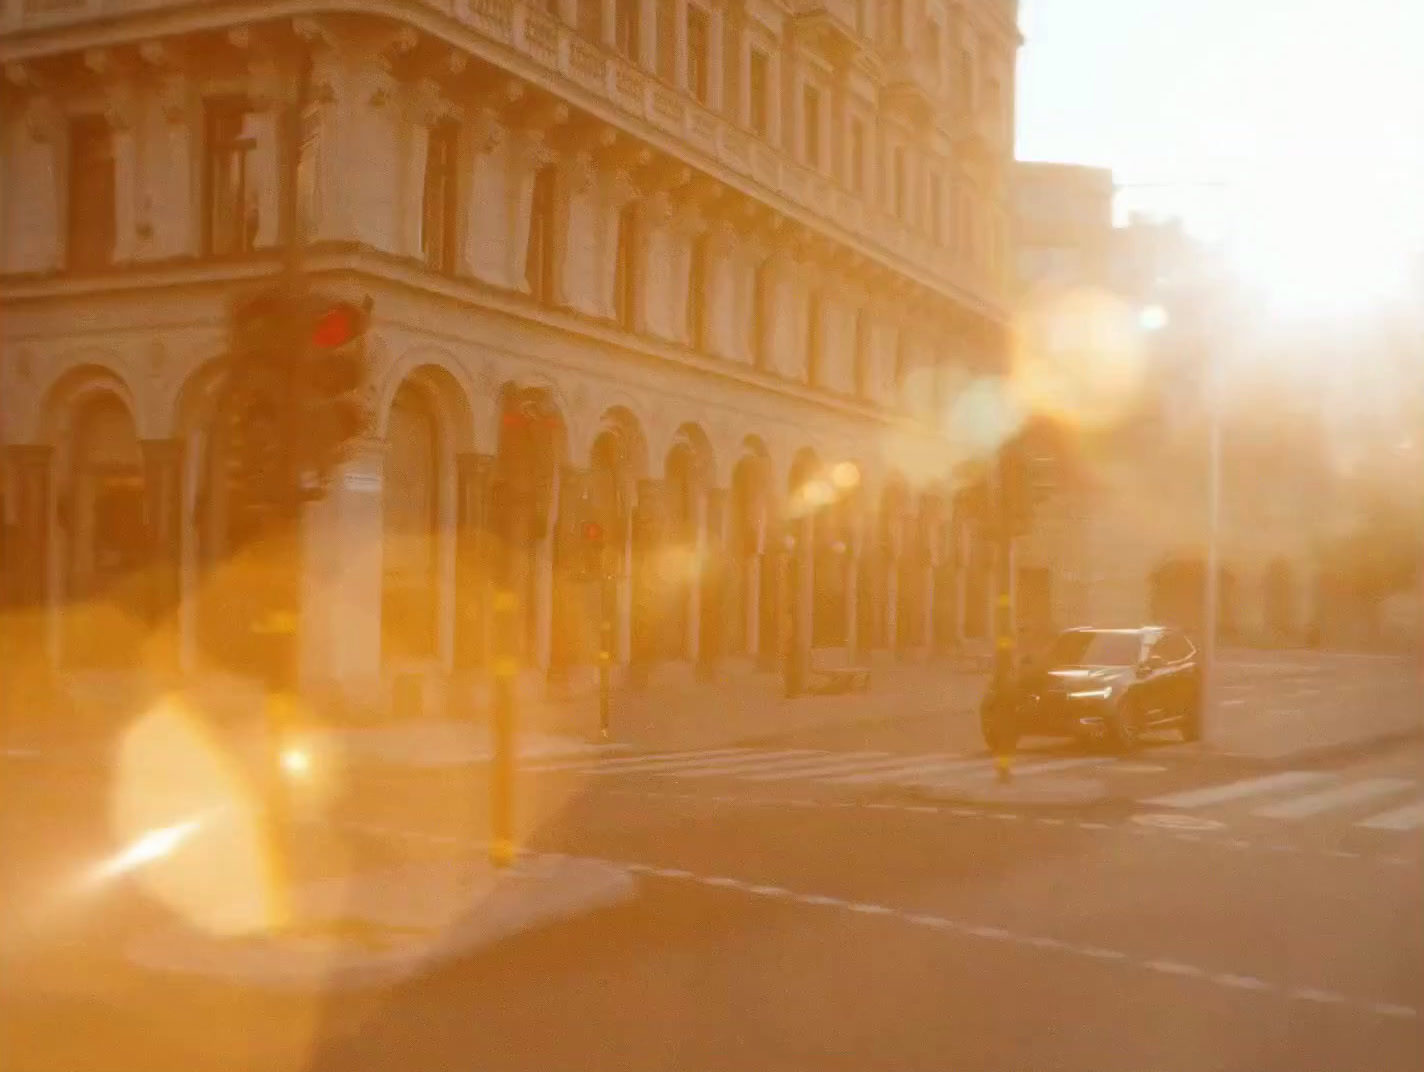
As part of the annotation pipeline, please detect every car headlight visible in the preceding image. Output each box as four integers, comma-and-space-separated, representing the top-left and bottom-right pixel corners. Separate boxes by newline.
1068, 687, 1113, 700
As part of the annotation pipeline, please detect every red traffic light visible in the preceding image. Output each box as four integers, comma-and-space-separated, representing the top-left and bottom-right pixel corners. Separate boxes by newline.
311, 303, 363, 349
581, 520, 604, 543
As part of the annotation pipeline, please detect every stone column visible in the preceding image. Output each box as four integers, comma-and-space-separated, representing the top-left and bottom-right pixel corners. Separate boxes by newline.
100, 79, 141, 263
1, 446, 57, 727
673, 0, 689, 90
3, 95, 62, 273
638, 0, 657, 70
550, 465, 592, 675
845, 511, 864, 659
629, 479, 664, 685
454, 453, 493, 670
696, 487, 728, 681
790, 512, 814, 687
140, 439, 183, 672
3, 446, 52, 614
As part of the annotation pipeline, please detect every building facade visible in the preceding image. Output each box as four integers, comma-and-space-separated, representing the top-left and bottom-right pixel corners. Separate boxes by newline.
0, 0, 1021, 717
1010, 162, 1322, 646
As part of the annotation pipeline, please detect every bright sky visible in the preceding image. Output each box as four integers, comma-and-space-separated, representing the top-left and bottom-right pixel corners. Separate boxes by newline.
1014, 0, 1424, 319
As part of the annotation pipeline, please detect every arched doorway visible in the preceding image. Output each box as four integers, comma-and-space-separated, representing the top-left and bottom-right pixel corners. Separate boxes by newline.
661, 427, 712, 662
877, 476, 909, 652
62, 392, 146, 668
588, 408, 647, 664
382, 381, 443, 662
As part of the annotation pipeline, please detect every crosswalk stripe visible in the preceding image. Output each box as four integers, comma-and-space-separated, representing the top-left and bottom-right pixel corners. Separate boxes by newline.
662, 751, 832, 778
826, 755, 987, 785
528, 747, 752, 773
1252, 778, 1416, 819
740, 753, 912, 782
1356, 800, 1424, 831
983, 757, 1112, 779
1145, 771, 1335, 809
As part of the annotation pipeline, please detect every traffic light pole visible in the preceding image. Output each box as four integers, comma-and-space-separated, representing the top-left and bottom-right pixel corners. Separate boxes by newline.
598, 573, 614, 740
489, 480, 518, 869
992, 454, 1017, 784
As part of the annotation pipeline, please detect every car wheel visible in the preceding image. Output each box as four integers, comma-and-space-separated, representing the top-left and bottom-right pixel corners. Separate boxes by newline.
1179, 688, 1203, 742
1109, 694, 1141, 753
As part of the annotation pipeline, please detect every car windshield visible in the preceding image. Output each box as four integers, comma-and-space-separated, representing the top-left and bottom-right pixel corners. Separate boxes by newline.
1047, 631, 1142, 666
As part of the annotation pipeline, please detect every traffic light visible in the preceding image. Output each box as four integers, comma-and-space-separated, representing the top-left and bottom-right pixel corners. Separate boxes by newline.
293, 295, 371, 496
222, 283, 372, 524
580, 519, 606, 579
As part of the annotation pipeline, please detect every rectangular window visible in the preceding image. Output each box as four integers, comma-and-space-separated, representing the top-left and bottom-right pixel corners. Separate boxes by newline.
849, 119, 866, 195
67, 115, 115, 271
526, 165, 557, 302
748, 49, 769, 137
577, 0, 601, 40
203, 98, 259, 256
421, 122, 458, 273
686, 5, 709, 104
615, 0, 639, 59
803, 84, 821, 169
657, 2, 676, 81
615, 202, 638, 330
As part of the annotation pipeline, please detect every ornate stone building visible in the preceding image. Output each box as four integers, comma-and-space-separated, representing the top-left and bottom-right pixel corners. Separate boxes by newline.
0, 0, 1020, 716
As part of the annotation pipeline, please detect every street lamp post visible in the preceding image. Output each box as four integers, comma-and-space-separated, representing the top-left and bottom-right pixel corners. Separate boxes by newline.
1117, 178, 1235, 738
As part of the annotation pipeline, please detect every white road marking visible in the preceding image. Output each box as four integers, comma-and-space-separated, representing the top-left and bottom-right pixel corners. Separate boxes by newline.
1356, 799, 1424, 831
1132, 813, 1227, 832
659, 750, 831, 778
672, 867, 1410, 1015
1145, 771, 1334, 809
528, 747, 752, 773
1251, 777, 1415, 820
824, 755, 984, 785
739, 752, 900, 781
1147, 960, 1204, 977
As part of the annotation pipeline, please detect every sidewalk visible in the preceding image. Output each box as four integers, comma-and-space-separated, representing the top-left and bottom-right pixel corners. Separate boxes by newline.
310, 660, 989, 770
126, 849, 635, 991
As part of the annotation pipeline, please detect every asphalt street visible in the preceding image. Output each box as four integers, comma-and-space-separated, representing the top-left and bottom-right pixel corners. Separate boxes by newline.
3, 705, 1421, 1072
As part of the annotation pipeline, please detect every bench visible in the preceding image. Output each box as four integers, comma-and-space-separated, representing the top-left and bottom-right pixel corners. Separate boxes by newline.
807, 648, 872, 695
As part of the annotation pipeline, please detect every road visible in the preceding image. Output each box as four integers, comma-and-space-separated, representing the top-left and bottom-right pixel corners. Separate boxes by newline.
3, 700, 1421, 1072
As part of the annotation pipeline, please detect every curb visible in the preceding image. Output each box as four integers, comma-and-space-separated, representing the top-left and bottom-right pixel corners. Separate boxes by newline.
125, 854, 636, 991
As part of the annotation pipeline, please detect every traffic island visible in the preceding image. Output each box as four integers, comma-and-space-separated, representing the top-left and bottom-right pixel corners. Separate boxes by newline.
126, 852, 635, 991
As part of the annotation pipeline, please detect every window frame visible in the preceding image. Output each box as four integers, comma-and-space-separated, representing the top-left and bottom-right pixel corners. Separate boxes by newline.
202, 96, 259, 257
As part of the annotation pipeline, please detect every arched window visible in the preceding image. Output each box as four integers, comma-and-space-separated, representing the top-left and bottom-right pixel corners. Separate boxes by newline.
65, 393, 144, 667
382, 384, 441, 660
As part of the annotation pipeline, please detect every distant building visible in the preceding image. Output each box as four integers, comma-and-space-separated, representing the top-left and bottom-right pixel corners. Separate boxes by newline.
1010, 163, 1321, 646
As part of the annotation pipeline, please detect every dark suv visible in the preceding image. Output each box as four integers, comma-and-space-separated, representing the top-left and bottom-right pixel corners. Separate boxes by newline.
980, 627, 1203, 752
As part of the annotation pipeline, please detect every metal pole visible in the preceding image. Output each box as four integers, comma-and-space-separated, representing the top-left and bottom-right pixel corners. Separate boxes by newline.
1202, 385, 1222, 734
992, 455, 1016, 782
489, 480, 518, 868
598, 574, 613, 739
